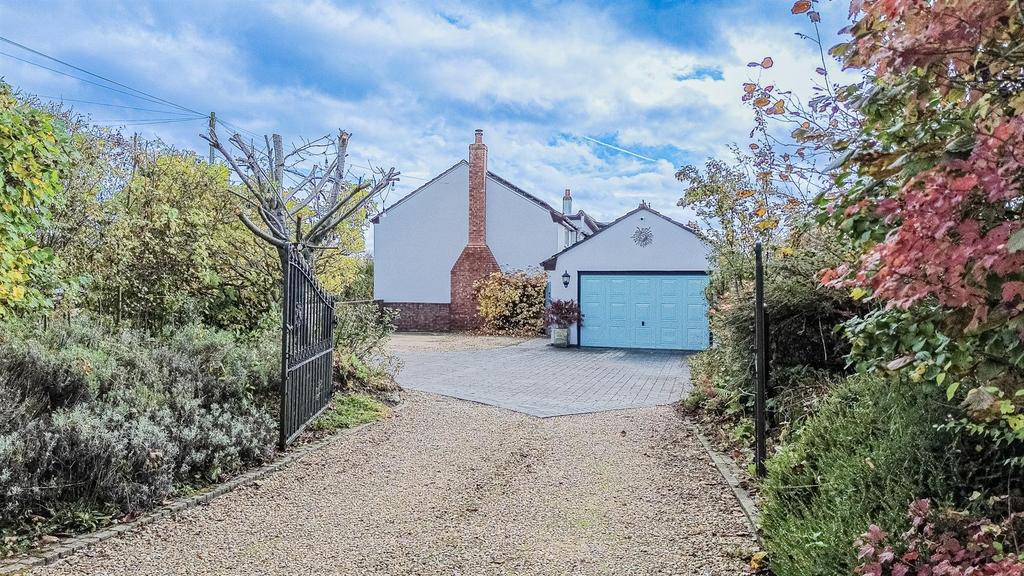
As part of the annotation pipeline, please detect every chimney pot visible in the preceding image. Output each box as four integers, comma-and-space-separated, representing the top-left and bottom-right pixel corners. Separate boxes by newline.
474, 129, 483, 144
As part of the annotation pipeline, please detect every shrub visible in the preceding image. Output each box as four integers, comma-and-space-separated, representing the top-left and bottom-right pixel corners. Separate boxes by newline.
686, 228, 862, 447
332, 303, 401, 399
473, 270, 547, 336
0, 315, 276, 539
854, 500, 1024, 575
759, 373, 975, 576
546, 299, 581, 329
335, 302, 398, 361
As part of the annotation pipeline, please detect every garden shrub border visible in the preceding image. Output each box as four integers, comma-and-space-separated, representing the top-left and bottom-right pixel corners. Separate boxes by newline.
0, 413, 390, 574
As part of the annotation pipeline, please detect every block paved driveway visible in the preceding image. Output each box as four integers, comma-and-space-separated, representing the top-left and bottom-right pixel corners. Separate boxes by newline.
390, 333, 692, 417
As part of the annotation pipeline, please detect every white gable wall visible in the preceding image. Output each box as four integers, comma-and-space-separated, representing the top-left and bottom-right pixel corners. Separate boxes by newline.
373, 163, 469, 303
546, 208, 711, 345
373, 165, 566, 303
486, 177, 562, 273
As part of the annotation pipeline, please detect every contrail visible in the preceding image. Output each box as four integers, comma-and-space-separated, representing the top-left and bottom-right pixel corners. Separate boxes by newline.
578, 135, 658, 163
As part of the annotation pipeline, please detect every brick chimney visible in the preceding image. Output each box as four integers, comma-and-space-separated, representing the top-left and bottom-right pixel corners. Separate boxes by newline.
449, 129, 500, 330
468, 129, 487, 245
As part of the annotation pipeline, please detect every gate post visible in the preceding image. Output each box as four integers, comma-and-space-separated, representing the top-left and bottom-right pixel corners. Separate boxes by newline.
279, 243, 292, 450
753, 241, 768, 478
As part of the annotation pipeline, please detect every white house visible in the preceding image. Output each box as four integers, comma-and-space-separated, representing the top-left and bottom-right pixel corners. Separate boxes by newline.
372, 130, 597, 330
372, 129, 711, 350
542, 204, 712, 350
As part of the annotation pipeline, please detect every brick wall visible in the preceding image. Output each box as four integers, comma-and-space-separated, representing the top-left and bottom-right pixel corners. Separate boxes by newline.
378, 301, 451, 331
449, 245, 500, 330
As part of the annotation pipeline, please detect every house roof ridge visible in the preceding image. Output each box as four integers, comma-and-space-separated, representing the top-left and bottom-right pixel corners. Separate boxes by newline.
486, 169, 575, 230
540, 205, 697, 270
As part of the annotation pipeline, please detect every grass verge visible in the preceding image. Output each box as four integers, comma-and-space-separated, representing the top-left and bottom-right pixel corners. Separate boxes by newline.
313, 393, 390, 432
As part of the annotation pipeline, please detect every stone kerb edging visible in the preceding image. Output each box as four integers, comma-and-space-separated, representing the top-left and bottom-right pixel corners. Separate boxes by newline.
688, 423, 761, 542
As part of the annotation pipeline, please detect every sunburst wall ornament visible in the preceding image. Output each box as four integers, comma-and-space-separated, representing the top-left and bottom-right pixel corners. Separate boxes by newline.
632, 226, 654, 247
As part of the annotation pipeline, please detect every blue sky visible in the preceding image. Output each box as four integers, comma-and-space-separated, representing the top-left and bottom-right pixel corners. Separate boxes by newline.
0, 0, 850, 241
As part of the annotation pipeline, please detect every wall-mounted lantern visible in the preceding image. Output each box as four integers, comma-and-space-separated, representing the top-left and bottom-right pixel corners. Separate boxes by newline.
562, 270, 571, 288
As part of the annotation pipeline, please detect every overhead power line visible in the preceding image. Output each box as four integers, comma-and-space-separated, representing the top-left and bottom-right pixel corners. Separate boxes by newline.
0, 36, 260, 139
0, 48, 199, 113
93, 117, 206, 126
0, 34, 203, 116
35, 95, 200, 116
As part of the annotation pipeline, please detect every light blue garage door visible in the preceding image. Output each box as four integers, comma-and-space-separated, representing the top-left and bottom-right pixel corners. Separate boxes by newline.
579, 273, 709, 351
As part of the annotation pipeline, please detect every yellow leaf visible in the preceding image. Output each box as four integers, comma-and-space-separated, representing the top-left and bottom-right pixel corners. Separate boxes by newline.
760, 56, 774, 69
743, 83, 756, 94
754, 205, 767, 217
1010, 93, 1024, 115
1009, 414, 1024, 432
851, 287, 867, 300
771, 100, 786, 114
737, 189, 756, 199
753, 96, 771, 108
750, 551, 768, 570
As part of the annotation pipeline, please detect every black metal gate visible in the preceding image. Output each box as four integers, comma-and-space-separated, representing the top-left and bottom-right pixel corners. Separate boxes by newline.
279, 245, 336, 448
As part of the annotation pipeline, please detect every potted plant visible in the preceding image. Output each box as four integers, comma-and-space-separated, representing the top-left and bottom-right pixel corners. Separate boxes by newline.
546, 299, 582, 348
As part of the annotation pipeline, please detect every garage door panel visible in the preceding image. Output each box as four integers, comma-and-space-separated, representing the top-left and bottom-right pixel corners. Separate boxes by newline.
660, 278, 682, 300
685, 278, 705, 298
579, 273, 708, 351
580, 277, 606, 346
659, 327, 681, 349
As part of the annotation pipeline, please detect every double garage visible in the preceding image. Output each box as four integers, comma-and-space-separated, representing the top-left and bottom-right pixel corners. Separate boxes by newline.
543, 205, 711, 352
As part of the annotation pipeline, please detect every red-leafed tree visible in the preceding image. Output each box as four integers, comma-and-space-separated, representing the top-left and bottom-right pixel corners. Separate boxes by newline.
821, 0, 1024, 457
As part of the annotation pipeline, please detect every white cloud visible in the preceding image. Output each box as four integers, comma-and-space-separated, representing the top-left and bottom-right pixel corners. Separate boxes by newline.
0, 0, 856, 248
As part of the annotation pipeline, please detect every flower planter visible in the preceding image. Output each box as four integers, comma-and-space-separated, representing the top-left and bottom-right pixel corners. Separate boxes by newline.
552, 327, 569, 348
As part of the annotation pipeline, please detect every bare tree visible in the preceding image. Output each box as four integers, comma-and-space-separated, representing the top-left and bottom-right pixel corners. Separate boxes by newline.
202, 125, 399, 266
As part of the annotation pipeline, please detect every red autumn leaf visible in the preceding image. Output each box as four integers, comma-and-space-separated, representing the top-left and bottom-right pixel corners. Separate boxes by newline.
791, 0, 812, 14
1001, 281, 1024, 303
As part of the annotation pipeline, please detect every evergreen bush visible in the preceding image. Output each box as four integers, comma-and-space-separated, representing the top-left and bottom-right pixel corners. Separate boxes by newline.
0, 316, 277, 535
760, 374, 971, 575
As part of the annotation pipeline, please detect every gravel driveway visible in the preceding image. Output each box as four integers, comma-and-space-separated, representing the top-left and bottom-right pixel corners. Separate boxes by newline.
35, 391, 753, 575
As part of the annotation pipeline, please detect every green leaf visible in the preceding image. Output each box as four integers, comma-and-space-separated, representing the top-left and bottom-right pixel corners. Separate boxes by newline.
945, 381, 959, 400
1008, 228, 1024, 253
